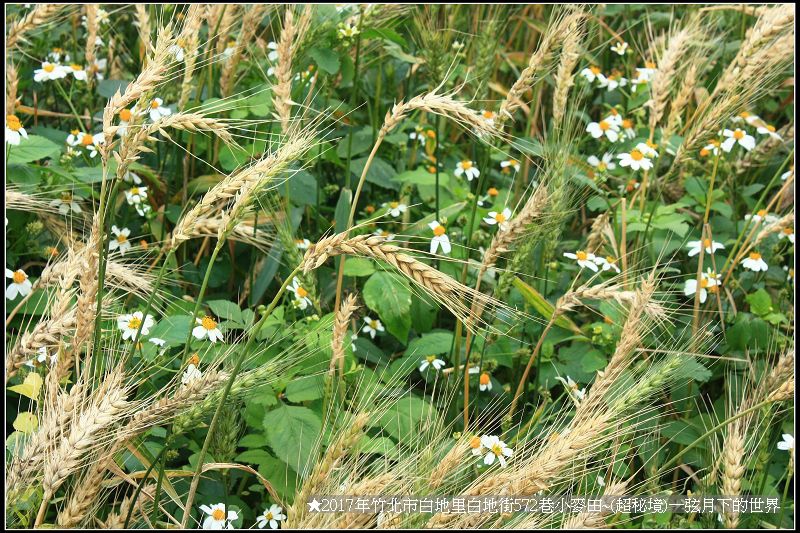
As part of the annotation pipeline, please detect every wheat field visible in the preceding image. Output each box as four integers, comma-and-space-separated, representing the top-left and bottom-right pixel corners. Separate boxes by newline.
3, 3, 795, 530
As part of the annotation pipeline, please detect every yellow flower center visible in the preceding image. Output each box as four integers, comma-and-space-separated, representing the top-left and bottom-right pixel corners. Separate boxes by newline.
81, 134, 94, 146
43, 63, 55, 73
433, 225, 446, 237
700, 148, 710, 157
646, 140, 657, 149
491, 444, 503, 456
265, 512, 273, 521
119, 108, 132, 121
461, 160, 472, 170
783, 227, 793, 235
12, 270, 26, 284
479, 372, 490, 385
703, 238, 712, 248
749, 252, 761, 260
767, 124, 776, 132
212, 509, 225, 521
626, 180, 638, 192
61, 192, 73, 201
739, 112, 750, 118
487, 187, 498, 196
590, 66, 601, 74
494, 213, 506, 223
482, 111, 495, 120
629, 149, 644, 161
151, 100, 160, 109
7, 117, 21, 131
130, 187, 140, 195
128, 317, 142, 329
426, 130, 435, 139
427, 165, 437, 174
757, 209, 768, 217
645, 61, 656, 69
189, 353, 200, 365
470, 436, 481, 449
599, 120, 610, 131
597, 162, 607, 171
71, 64, 83, 71
622, 119, 633, 129
700, 278, 709, 289
71, 129, 80, 135
390, 201, 399, 209
116, 233, 127, 243
202, 316, 217, 330
426, 355, 437, 363
606, 256, 616, 264
296, 286, 308, 298
575, 251, 588, 261
733, 129, 744, 140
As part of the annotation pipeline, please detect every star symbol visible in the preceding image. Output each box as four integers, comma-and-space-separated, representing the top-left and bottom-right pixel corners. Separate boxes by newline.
308, 498, 321, 512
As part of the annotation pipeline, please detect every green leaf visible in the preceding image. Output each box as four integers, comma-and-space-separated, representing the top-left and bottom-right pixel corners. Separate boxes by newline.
334, 188, 352, 234
309, 47, 341, 74
392, 167, 438, 186
350, 156, 399, 190
97, 79, 131, 98
337, 127, 373, 158
363, 271, 412, 343
147, 315, 193, 346
285, 374, 325, 403
7, 135, 60, 164
406, 331, 453, 356
262, 404, 322, 475
373, 395, 437, 442
343, 257, 376, 277
207, 300, 243, 324
746, 288, 773, 317
9, 373, 43, 400
512, 277, 584, 336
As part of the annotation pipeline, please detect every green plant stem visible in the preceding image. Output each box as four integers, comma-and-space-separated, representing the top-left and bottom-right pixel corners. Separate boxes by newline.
180, 265, 302, 528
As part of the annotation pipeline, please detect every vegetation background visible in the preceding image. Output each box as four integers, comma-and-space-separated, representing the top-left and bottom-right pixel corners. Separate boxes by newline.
4, 3, 795, 529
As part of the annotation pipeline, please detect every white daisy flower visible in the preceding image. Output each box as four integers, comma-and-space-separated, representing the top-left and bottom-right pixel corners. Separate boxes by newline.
168, 43, 185, 62
267, 41, 279, 62
373, 228, 396, 241
419, 354, 445, 372
193, 315, 224, 343
117, 311, 155, 341
597, 73, 627, 92
777, 434, 794, 454
109, 225, 132, 255
5, 114, 28, 145
222, 40, 237, 60
72, 131, 104, 157
125, 186, 148, 207
483, 207, 512, 231
469, 434, 485, 456
587, 153, 616, 172
26, 346, 57, 368
362, 317, 384, 339
756, 123, 782, 140
720, 128, 756, 152
6, 268, 33, 300
148, 98, 172, 122
33, 62, 68, 82
586, 119, 620, 142
480, 435, 513, 467
779, 227, 794, 244
338, 22, 360, 39
295, 238, 311, 250
90, 58, 107, 80
117, 108, 133, 137
621, 118, 636, 139
563, 250, 599, 272
617, 147, 653, 171
732, 111, 760, 126
408, 127, 428, 145
686, 238, 725, 257
256, 504, 286, 529
288, 277, 313, 310
149, 337, 167, 347
122, 170, 143, 185
478, 371, 492, 392
580, 65, 603, 83
636, 141, 659, 159
182, 363, 203, 385
47, 48, 69, 63
634, 62, 657, 83
382, 201, 407, 218
66, 63, 87, 81
555, 375, 586, 401
610, 41, 628, 56
740, 251, 768, 272
452, 40, 465, 52
199, 503, 238, 530
683, 269, 720, 304
604, 109, 623, 128
50, 191, 82, 215
744, 209, 779, 225
781, 165, 793, 181
700, 140, 722, 157
428, 220, 451, 255
454, 160, 480, 181
500, 159, 521, 174
593, 255, 621, 273
480, 110, 496, 128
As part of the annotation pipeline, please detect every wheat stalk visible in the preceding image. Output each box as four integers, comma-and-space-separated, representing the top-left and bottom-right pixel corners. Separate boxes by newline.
6, 4, 62, 49
331, 294, 359, 378
220, 5, 268, 98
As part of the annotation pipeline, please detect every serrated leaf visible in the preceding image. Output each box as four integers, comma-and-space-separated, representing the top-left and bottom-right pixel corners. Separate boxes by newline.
262, 404, 322, 475
363, 271, 412, 343
285, 374, 325, 403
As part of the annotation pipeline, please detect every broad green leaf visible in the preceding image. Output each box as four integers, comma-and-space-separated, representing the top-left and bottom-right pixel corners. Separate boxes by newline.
363, 271, 412, 343
343, 257, 376, 277
285, 374, 325, 403
309, 47, 341, 74
262, 404, 322, 476
7, 135, 60, 164
9, 372, 44, 400
350, 156, 399, 190
13, 412, 38, 434
207, 300, 243, 324
373, 395, 437, 442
